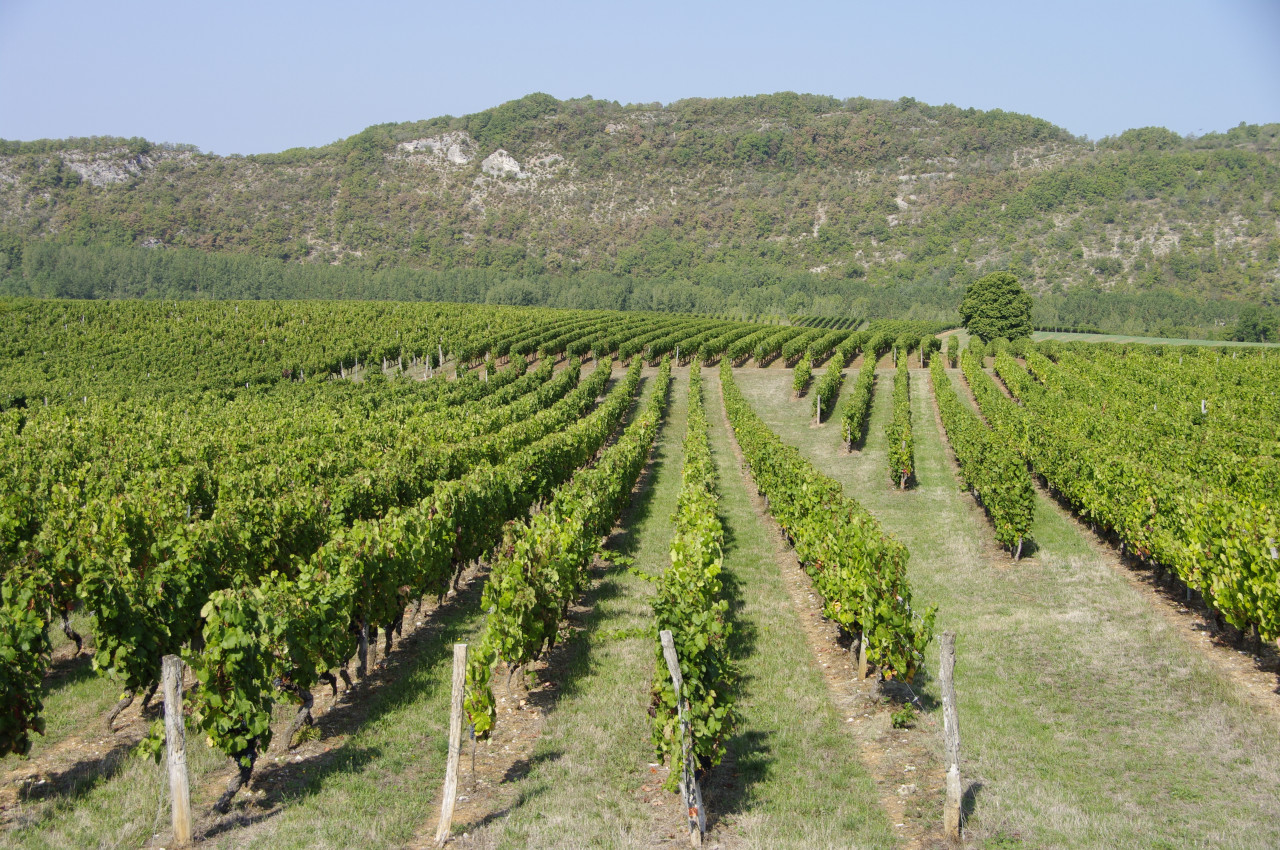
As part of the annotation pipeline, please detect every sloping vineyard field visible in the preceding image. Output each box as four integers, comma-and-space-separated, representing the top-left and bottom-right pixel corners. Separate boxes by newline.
1, 298, 1278, 848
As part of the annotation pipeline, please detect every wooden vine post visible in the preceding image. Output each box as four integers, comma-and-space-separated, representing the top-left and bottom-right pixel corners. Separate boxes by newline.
435, 643, 469, 845
940, 631, 962, 843
162, 654, 192, 848
660, 629, 705, 847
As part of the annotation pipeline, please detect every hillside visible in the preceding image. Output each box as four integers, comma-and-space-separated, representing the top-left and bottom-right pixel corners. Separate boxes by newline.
1, 93, 1277, 328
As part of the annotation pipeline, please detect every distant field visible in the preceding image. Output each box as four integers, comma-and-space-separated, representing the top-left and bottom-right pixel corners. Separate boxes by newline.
1033, 330, 1280, 348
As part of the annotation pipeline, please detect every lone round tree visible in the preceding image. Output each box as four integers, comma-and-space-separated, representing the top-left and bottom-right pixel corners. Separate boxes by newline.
960, 272, 1033, 343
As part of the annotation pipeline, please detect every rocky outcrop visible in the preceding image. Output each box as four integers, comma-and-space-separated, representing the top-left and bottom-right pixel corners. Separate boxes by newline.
480, 149, 526, 179
61, 150, 171, 187
397, 132, 475, 165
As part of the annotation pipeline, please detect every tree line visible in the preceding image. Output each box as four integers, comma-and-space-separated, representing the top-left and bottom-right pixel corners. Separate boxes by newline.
1, 238, 1266, 338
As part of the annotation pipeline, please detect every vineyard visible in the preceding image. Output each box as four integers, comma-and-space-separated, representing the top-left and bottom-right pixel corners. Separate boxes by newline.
1, 299, 1279, 849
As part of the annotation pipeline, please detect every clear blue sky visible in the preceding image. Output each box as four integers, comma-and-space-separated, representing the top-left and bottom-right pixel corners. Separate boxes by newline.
1, 0, 1277, 155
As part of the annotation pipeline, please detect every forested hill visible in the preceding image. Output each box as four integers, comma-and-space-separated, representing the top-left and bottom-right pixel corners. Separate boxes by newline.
1, 92, 1277, 329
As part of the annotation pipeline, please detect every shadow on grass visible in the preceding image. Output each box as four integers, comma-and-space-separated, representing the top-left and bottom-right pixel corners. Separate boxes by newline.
199, 746, 383, 841
702, 728, 771, 832
696, 466, 770, 830
42, 650, 97, 693
460, 749, 566, 835
11, 738, 135, 810
717, 515, 760, 668
963, 780, 984, 822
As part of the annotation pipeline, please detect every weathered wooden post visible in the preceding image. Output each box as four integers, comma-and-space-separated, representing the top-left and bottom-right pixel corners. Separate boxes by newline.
162, 655, 192, 848
660, 630, 704, 847
435, 643, 469, 844
940, 631, 962, 842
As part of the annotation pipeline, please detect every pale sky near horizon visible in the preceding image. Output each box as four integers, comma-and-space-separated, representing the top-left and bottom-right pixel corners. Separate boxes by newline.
1, 0, 1277, 155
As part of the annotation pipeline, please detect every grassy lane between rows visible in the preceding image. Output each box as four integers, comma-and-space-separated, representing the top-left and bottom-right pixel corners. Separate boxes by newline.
700, 368, 901, 849
732, 365, 1280, 849
468, 366, 902, 849
1, 571, 491, 850
460, 367, 689, 849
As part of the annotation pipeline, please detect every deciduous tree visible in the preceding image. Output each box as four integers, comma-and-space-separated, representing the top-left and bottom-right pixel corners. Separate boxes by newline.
960, 272, 1032, 342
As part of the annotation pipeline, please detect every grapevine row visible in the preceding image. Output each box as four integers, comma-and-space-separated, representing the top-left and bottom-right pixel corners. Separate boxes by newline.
980, 345, 1280, 644
840, 343, 879, 450
463, 357, 673, 737
650, 360, 736, 778
0, 357, 600, 757
189, 358, 645, 809
886, 357, 914, 488
720, 361, 934, 680
928, 357, 1034, 555
791, 354, 812, 396
810, 357, 844, 422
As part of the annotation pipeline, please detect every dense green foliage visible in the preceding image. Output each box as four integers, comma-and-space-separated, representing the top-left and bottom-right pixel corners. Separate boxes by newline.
886, 358, 914, 488
189, 357, 625, 777
721, 361, 934, 680
840, 334, 886, 449
811, 356, 845, 422
929, 358, 1034, 553
960, 272, 1034, 342
791, 354, 812, 396
3, 293, 1277, 798
0, 573, 50, 755
918, 335, 942, 366
867, 319, 953, 343
0, 299, 805, 765
1233, 305, 1280, 342
959, 343, 1031, 457
651, 360, 736, 780
974, 342, 1280, 642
